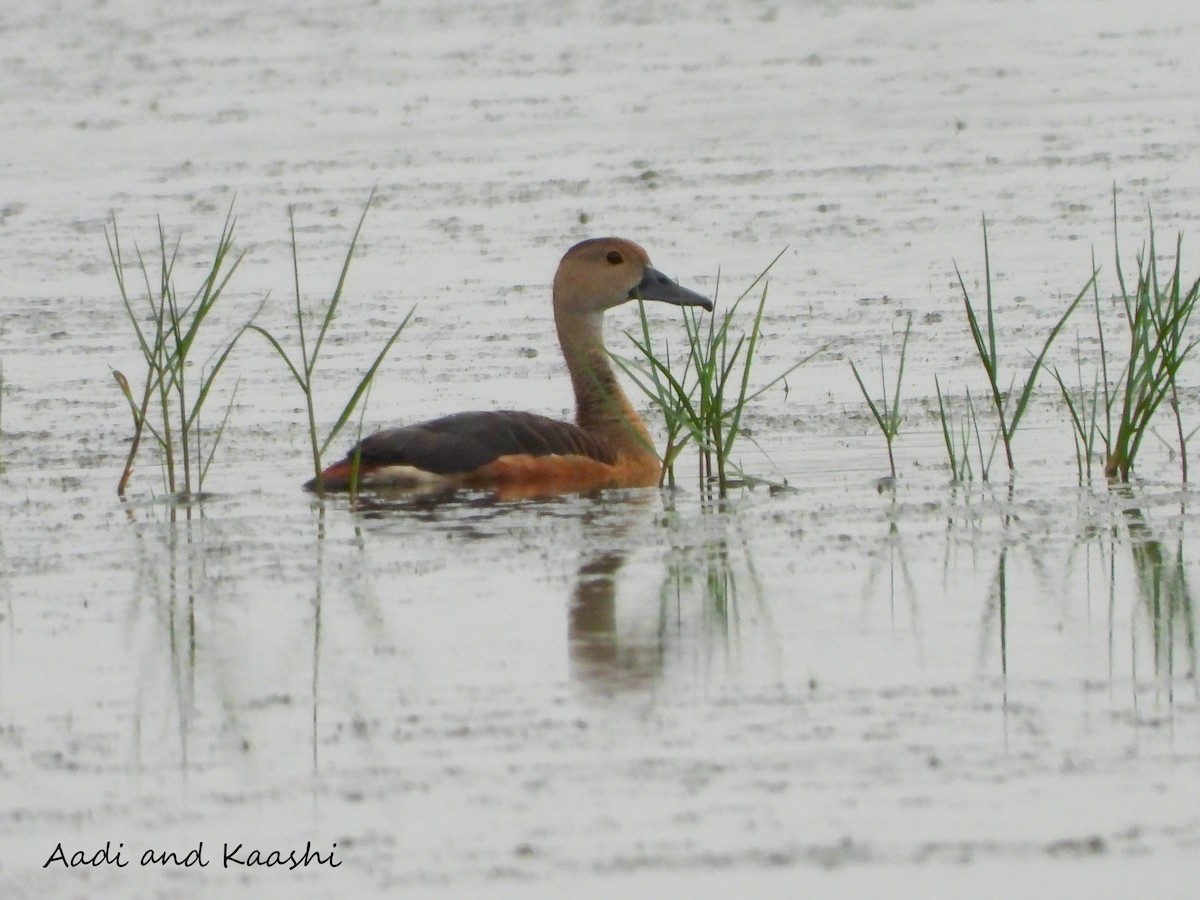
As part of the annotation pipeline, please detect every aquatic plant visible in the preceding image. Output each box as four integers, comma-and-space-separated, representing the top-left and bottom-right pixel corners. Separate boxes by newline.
1051, 263, 1109, 486
849, 312, 912, 480
615, 249, 819, 497
935, 377, 968, 482
108, 204, 248, 498
934, 379, 999, 483
1050, 331, 1105, 484
955, 219, 1096, 475
1046, 205, 1200, 483
932, 375, 961, 481
247, 193, 413, 495
1102, 220, 1200, 482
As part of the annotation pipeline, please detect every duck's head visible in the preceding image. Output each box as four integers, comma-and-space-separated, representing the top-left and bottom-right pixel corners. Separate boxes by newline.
553, 237, 713, 316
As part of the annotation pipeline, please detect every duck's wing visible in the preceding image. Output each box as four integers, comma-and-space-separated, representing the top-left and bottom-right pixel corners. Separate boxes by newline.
349, 410, 617, 477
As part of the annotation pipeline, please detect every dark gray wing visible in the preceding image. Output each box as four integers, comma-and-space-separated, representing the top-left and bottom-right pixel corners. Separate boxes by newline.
350, 410, 617, 475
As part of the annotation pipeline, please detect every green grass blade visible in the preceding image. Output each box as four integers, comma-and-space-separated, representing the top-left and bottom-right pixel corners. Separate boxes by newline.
318, 304, 413, 457
956, 263, 997, 386
735, 347, 824, 408
982, 217, 997, 370
309, 189, 376, 377
849, 359, 888, 434
246, 324, 307, 390
934, 375, 958, 478
199, 377, 240, 488
890, 314, 912, 429
1007, 268, 1096, 435
183, 325, 248, 433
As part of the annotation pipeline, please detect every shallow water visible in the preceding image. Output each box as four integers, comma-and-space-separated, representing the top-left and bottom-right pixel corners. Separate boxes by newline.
4, 0, 1200, 896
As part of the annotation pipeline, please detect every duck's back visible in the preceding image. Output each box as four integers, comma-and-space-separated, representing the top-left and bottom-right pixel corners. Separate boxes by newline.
310, 410, 623, 490
360, 410, 616, 473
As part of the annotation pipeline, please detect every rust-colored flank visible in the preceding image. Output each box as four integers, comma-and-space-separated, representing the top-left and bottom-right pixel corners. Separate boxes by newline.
309, 237, 712, 497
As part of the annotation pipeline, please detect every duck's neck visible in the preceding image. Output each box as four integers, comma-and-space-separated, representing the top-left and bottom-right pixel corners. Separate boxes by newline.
556, 310, 655, 458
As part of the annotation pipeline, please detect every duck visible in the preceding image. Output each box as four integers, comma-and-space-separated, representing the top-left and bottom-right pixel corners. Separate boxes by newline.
308, 237, 712, 495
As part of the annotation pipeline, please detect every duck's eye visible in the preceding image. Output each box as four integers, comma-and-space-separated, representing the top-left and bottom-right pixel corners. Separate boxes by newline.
606, 250, 624, 265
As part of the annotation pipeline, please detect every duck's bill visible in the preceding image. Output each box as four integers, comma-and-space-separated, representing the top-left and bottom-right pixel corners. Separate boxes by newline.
630, 266, 714, 311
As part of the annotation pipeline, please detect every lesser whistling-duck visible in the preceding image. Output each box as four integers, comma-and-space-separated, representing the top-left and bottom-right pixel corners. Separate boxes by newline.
309, 237, 712, 495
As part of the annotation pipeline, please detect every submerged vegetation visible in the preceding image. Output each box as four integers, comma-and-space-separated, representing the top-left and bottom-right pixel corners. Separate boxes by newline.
1102, 224, 1200, 481
623, 206, 1198, 497
106, 189, 1197, 503
615, 249, 821, 497
850, 312, 912, 481
953, 219, 1097, 475
109, 195, 411, 499
108, 204, 248, 499
847, 207, 1198, 488
247, 194, 413, 495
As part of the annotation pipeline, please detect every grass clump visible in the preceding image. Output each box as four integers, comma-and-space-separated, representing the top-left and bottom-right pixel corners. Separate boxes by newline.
1049, 202, 1200, 483
850, 312, 911, 480
615, 249, 820, 497
934, 379, 998, 483
1050, 328, 1106, 484
955, 218, 1097, 476
248, 193, 413, 495
109, 203, 248, 499
1102, 220, 1200, 481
